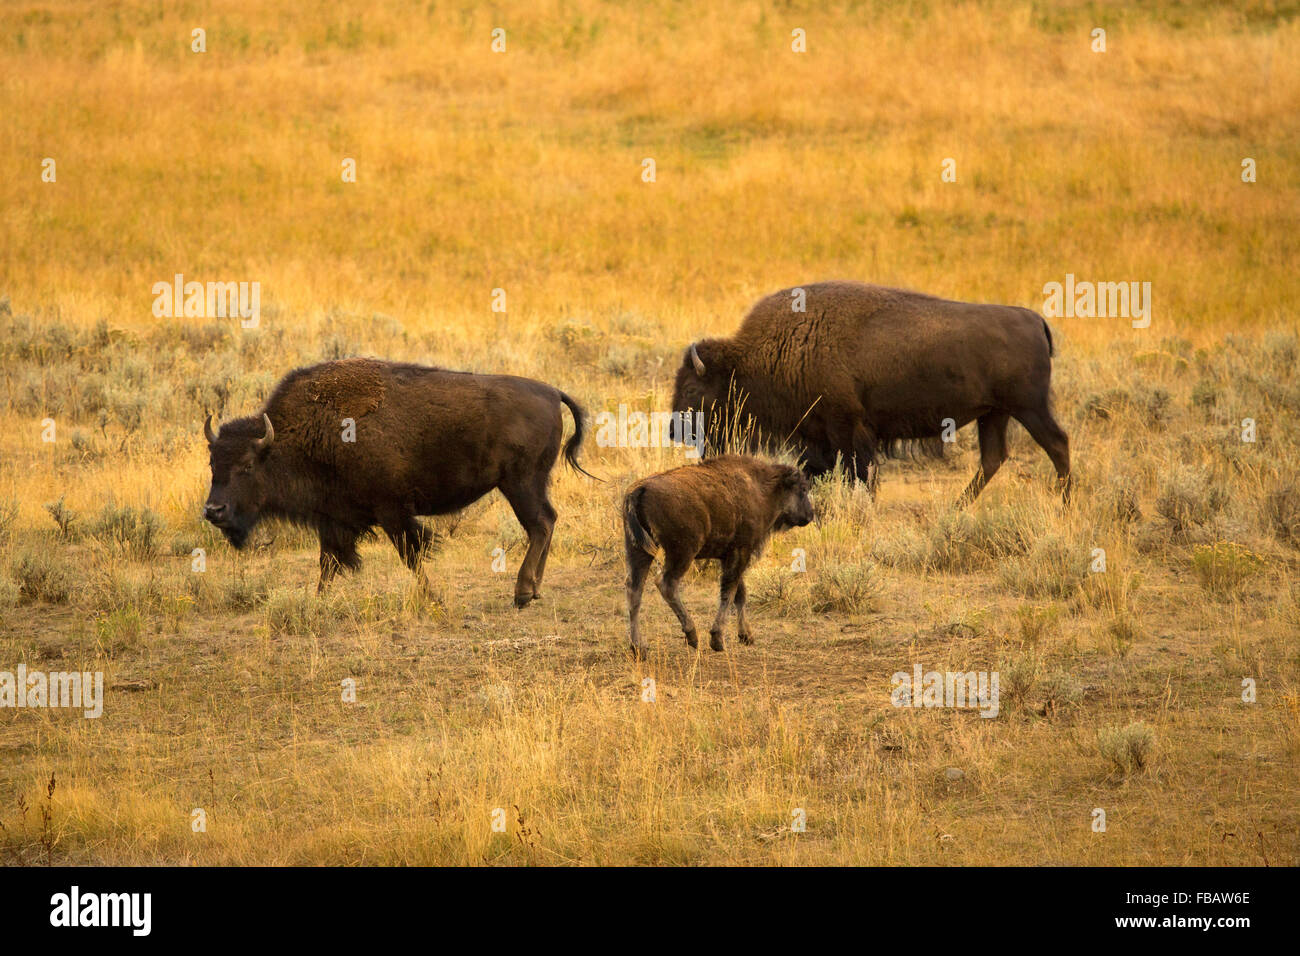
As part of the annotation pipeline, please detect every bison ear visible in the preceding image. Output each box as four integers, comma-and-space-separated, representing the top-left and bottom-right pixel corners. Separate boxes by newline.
777, 465, 804, 489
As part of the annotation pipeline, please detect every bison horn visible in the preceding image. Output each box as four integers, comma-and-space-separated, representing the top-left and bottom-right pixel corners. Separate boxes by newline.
689, 343, 706, 376
253, 413, 274, 451
203, 414, 217, 445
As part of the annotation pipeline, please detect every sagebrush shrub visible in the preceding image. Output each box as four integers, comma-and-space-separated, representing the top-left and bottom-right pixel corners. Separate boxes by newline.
1098, 722, 1155, 776
10, 549, 74, 604
1155, 465, 1228, 534
90, 503, 164, 559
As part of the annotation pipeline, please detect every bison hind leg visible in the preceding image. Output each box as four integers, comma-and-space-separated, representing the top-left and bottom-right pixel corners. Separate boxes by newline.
1012, 406, 1071, 503
500, 479, 557, 608
956, 411, 1011, 508
709, 552, 747, 652
626, 545, 655, 659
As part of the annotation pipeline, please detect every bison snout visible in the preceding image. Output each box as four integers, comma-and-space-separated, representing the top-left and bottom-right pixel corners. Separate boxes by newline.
203, 503, 229, 524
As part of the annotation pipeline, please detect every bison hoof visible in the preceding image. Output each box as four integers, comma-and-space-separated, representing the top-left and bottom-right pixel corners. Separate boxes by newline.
738, 630, 754, 646
709, 630, 725, 652
683, 628, 699, 648
630, 643, 649, 662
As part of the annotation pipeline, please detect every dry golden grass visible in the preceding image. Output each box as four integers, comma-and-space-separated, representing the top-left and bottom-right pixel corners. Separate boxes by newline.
0, 0, 1297, 865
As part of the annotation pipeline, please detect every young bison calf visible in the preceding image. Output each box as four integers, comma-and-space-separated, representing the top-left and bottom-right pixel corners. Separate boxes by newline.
623, 455, 814, 659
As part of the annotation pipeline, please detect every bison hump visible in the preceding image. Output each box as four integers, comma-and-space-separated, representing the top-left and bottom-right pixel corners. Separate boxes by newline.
301, 358, 387, 419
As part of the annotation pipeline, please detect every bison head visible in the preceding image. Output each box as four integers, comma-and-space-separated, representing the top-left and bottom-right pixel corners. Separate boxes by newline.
202, 412, 275, 549
771, 464, 815, 530
670, 340, 739, 451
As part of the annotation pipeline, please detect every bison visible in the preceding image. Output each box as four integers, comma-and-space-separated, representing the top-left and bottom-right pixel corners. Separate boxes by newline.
623, 455, 814, 659
202, 357, 593, 607
671, 281, 1070, 504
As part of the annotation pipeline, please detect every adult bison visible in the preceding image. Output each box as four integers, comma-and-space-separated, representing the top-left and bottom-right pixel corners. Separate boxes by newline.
202, 357, 593, 607
671, 281, 1070, 504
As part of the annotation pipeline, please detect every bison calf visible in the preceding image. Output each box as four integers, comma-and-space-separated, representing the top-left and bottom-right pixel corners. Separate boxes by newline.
202, 357, 592, 607
623, 455, 814, 659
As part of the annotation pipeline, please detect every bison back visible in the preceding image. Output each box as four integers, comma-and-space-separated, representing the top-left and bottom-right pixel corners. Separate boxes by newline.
266, 359, 567, 512
735, 282, 1054, 444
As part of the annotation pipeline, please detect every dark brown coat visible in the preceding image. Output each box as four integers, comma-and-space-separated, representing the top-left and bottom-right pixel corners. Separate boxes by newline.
202, 357, 591, 607
671, 281, 1070, 504
623, 455, 813, 659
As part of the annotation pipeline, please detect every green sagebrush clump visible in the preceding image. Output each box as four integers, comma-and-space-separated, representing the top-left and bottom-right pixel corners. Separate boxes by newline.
1098, 722, 1156, 776
1154, 465, 1228, 535
89, 503, 164, 560
9, 549, 75, 604
43, 497, 79, 539
873, 504, 1039, 574
740, 565, 808, 614
810, 562, 881, 614
998, 533, 1090, 599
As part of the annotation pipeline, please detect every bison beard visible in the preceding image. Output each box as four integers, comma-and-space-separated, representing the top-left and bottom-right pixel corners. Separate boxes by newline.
671, 281, 1071, 504
202, 358, 593, 608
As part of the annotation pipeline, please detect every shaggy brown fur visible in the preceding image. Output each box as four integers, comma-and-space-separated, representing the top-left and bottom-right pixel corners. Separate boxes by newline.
670, 281, 1070, 504
202, 357, 592, 607
623, 455, 814, 659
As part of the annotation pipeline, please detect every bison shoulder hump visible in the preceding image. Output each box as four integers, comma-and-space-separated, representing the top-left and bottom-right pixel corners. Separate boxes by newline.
298, 358, 388, 419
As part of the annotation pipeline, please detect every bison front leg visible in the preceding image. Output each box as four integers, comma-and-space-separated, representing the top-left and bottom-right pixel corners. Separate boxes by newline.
850, 422, 881, 501
830, 417, 879, 498
317, 524, 361, 593
735, 578, 753, 645
709, 553, 746, 652
655, 550, 699, 648
318, 553, 341, 593
382, 514, 434, 595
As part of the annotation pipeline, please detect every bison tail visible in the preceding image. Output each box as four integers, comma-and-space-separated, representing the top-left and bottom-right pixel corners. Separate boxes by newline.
623, 486, 659, 557
559, 392, 602, 481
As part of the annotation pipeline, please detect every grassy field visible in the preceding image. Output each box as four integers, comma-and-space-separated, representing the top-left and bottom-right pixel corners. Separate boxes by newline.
0, 0, 1298, 865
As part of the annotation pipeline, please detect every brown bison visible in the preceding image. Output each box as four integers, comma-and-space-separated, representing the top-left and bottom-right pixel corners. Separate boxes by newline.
202, 357, 592, 607
623, 455, 814, 659
671, 281, 1070, 504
